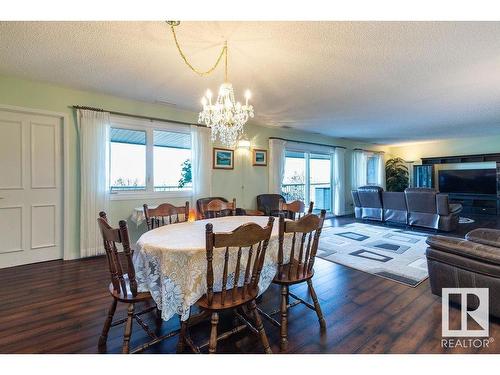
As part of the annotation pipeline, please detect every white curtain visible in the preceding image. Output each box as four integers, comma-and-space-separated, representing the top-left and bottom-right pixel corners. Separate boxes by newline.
352, 150, 368, 189
77, 109, 110, 258
333, 148, 346, 215
376, 153, 386, 189
191, 125, 212, 205
268, 138, 287, 194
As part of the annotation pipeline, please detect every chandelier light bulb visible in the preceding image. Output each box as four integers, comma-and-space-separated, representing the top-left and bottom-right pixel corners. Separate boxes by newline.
201, 97, 207, 106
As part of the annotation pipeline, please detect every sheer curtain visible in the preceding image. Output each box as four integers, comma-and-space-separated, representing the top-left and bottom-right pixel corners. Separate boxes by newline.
376, 153, 386, 189
77, 109, 110, 258
352, 150, 368, 189
268, 138, 287, 194
191, 125, 212, 206
333, 148, 346, 215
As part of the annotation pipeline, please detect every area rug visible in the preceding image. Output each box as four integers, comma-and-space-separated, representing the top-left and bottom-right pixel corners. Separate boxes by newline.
317, 223, 430, 287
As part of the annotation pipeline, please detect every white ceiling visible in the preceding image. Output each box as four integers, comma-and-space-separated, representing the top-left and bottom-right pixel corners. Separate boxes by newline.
1, 21, 500, 144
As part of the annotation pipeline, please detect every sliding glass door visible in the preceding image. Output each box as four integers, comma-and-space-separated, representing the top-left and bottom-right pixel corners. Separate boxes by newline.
309, 153, 332, 211
282, 150, 333, 212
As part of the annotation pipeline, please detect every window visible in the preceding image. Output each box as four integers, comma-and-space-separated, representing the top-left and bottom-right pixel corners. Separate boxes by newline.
109, 118, 192, 198
281, 150, 333, 212
153, 130, 192, 192
110, 128, 146, 191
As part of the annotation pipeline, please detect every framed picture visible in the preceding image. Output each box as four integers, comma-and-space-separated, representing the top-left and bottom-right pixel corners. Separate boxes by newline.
253, 149, 268, 166
213, 147, 234, 169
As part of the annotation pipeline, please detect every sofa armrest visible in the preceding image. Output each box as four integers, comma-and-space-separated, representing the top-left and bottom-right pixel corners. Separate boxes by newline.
436, 194, 450, 215
427, 234, 500, 265
466, 228, 500, 248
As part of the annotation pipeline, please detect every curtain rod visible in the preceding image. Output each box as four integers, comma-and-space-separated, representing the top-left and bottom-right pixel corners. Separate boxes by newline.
268, 136, 346, 149
353, 148, 385, 154
71, 105, 205, 128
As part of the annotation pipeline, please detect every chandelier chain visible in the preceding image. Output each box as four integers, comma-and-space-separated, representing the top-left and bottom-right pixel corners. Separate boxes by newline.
169, 23, 227, 78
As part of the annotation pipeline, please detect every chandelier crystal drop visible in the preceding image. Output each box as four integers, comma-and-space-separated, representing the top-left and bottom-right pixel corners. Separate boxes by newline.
167, 21, 254, 148
198, 83, 254, 147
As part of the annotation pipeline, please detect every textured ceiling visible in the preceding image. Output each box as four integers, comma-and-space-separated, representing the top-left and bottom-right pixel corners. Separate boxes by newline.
1, 21, 500, 144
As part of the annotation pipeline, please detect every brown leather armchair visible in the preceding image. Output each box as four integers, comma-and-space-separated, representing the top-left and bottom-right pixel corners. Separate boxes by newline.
426, 228, 500, 318
256, 194, 286, 217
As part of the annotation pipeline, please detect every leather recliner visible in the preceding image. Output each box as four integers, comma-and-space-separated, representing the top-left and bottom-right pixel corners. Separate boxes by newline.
382, 191, 408, 225
355, 186, 384, 221
426, 228, 500, 318
405, 188, 461, 231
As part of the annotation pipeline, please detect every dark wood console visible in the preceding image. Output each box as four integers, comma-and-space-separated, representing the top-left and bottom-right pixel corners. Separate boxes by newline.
447, 194, 499, 216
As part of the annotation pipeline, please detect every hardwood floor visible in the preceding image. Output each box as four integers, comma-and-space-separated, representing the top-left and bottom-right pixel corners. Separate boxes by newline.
1, 214, 499, 354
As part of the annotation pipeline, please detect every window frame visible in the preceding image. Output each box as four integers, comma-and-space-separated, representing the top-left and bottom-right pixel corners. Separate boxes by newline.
108, 115, 193, 201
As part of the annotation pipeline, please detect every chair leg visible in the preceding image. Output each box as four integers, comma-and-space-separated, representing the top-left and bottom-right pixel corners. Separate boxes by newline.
122, 303, 135, 354
208, 312, 219, 354
280, 285, 289, 352
98, 299, 117, 349
307, 279, 326, 330
177, 319, 188, 353
248, 300, 272, 354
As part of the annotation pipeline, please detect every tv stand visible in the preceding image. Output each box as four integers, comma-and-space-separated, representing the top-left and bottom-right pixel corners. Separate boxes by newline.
447, 193, 499, 216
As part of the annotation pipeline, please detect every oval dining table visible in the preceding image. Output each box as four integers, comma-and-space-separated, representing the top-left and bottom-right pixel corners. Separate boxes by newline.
134, 215, 292, 322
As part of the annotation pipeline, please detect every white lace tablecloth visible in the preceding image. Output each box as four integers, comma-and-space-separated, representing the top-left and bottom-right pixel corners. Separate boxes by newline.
134, 216, 292, 322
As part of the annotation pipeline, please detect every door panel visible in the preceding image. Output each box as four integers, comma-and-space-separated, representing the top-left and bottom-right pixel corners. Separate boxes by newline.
0, 119, 23, 189
0, 206, 23, 254
0, 109, 63, 268
31, 122, 57, 188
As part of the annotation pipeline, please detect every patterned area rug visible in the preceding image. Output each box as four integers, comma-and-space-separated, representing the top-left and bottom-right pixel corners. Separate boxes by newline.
318, 223, 430, 287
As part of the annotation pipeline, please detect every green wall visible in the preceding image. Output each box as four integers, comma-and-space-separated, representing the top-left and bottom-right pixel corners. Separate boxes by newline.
0, 74, 385, 258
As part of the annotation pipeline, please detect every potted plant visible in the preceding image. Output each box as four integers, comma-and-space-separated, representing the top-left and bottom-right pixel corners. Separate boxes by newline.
385, 157, 409, 192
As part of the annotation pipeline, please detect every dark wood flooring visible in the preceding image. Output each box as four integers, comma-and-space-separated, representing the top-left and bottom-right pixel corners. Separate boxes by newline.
1, 214, 499, 354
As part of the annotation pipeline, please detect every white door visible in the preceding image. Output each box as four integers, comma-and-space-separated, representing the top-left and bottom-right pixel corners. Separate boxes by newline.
0, 109, 63, 268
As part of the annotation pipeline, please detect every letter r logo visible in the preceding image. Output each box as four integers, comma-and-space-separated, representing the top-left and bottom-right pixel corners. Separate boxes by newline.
442, 288, 489, 337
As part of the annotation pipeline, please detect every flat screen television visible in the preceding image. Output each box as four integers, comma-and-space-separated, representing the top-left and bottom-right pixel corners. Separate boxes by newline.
438, 169, 497, 195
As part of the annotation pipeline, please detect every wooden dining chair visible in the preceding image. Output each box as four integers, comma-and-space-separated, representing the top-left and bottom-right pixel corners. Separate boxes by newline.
205, 198, 237, 218
177, 216, 275, 354
97, 212, 177, 353
279, 200, 314, 220
258, 210, 326, 352
143, 201, 189, 231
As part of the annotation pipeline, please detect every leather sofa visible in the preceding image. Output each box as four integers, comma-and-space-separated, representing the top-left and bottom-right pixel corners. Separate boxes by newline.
351, 186, 462, 231
426, 228, 500, 318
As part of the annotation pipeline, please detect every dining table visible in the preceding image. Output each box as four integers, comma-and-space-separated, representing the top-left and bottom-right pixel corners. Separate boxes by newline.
134, 215, 293, 322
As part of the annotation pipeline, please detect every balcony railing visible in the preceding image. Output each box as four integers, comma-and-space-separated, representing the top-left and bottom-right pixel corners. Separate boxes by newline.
110, 185, 191, 192
281, 183, 332, 210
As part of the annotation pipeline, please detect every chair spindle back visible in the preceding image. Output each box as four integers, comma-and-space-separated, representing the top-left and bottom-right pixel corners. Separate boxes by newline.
277, 209, 326, 280
279, 200, 314, 220
206, 198, 236, 218
143, 201, 189, 230
204, 216, 275, 307
97, 212, 137, 296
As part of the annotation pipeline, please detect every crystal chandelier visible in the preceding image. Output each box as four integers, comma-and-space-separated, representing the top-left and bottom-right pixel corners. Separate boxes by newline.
167, 22, 254, 147
199, 83, 253, 147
